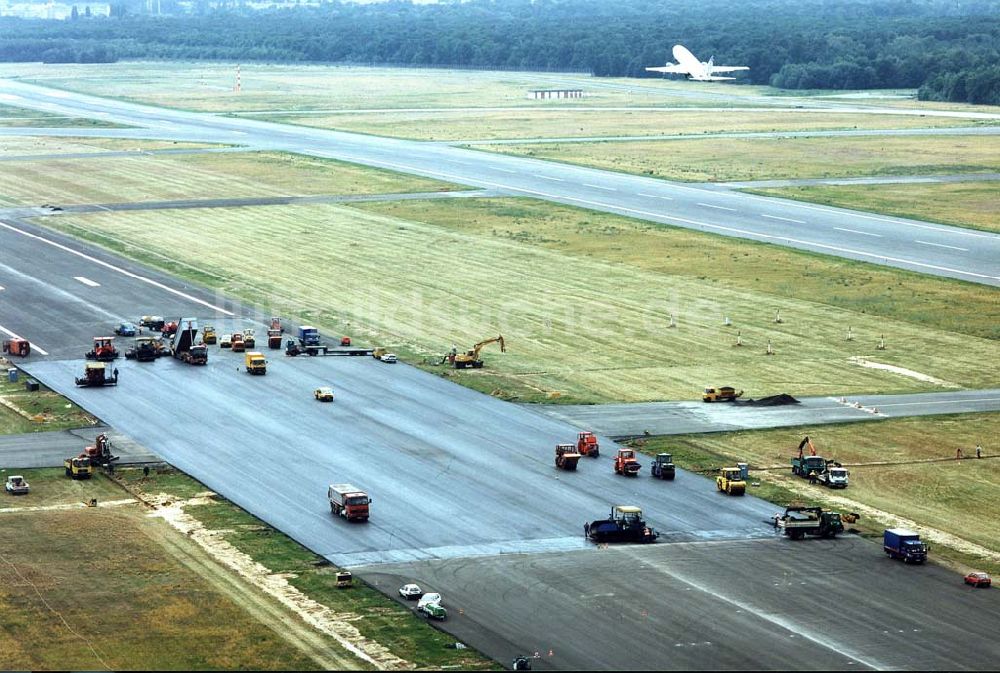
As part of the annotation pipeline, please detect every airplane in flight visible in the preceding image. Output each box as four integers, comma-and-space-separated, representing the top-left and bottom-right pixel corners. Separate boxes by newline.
645, 44, 749, 81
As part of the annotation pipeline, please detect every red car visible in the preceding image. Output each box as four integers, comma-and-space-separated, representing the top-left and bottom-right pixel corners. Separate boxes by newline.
964, 572, 992, 588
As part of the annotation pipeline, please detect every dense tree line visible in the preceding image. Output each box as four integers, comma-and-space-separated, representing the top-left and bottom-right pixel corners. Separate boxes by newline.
1, 0, 998, 102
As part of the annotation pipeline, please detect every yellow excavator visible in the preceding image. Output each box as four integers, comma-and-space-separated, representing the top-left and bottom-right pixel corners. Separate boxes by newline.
451, 335, 506, 369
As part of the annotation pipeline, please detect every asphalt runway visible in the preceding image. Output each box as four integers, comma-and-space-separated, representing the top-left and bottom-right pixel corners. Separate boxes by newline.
363, 535, 1000, 670
2, 79, 998, 286
0, 427, 160, 468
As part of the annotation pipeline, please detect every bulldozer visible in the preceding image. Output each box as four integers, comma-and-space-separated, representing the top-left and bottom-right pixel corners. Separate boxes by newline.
2, 337, 30, 357
576, 431, 600, 458
451, 335, 505, 369
716, 467, 746, 496
585, 505, 659, 544
85, 337, 120, 361
75, 362, 118, 387
555, 444, 581, 471
614, 448, 642, 477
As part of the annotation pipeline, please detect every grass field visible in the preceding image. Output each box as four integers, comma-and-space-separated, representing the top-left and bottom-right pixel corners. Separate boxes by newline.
0, 372, 97, 434
39, 197, 1000, 403
0, 103, 127, 128
475, 134, 1000, 182
0, 471, 355, 670
0, 136, 219, 156
256, 108, 971, 141
752, 181, 1000, 234
0, 149, 459, 207
639, 412, 1000, 574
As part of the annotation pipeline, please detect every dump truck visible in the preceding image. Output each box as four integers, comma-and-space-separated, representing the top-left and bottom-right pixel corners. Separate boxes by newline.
75, 362, 118, 387
328, 484, 371, 521
716, 467, 746, 495
125, 336, 161, 362
85, 337, 119, 361
244, 351, 267, 375
585, 505, 659, 544
64, 455, 94, 479
139, 315, 165, 331
651, 453, 676, 480
791, 437, 848, 487
703, 386, 743, 402
613, 448, 641, 476
775, 506, 844, 540
170, 318, 207, 365
267, 328, 282, 349
202, 325, 217, 345
555, 443, 581, 470
5, 475, 29, 495
452, 335, 505, 369
816, 462, 850, 489
884, 528, 928, 564
576, 431, 600, 458
2, 337, 30, 357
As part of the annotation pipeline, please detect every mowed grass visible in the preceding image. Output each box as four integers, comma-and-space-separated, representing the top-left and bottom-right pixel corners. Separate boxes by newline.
476, 134, 1000, 181
0, 150, 459, 207
0, 103, 127, 128
40, 198, 1000, 403
0, 135, 219, 156
641, 412, 1000, 570
0, 487, 332, 670
753, 181, 1000, 234
278, 108, 972, 141
0, 468, 124, 508
0, 374, 97, 434
115, 467, 497, 670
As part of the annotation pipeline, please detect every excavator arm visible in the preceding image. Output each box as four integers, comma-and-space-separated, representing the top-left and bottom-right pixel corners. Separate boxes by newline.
470, 335, 506, 359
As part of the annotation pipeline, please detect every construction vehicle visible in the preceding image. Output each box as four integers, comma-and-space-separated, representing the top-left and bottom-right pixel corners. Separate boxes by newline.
287, 327, 374, 357
585, 505, 659, 544
314, 387, 334, 402
270, 317, 283, 333
267, 329, 282, 350
161, 320, 179, 337
555, 443, 581, 471
139, 315, 165, 331
716, 467, 746, 495
242, 329, 256, 349
651, 453, 675, 480
775, 506, 844, 540
75, 362, 118, 387
125, 337, 161, 362
219, 334, 233, 349
82, 432, 118, 468
171, 318, 207, 365
2, 337, 30, 357
64, 454, 94, 479
328, 484, 371, 521
416, 593, 447, 620
452, 335, 505, 369
791, 436, 848, 487
231, 332, 246, 353
613, 448, 641, 476
703, 386, 743, 402
576, 431, 600, 458
340, 336, 352, 346
244, 352, 267, 375
336, 571, 353, 588
512, 656, 533, 671
815, 462, 849, 488
884, 529, 928, 564
85, 337, 120, 361
5, 475, 29, 495
202, 325, 217, 345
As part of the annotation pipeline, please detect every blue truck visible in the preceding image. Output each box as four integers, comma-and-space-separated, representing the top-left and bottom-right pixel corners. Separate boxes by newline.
884, 528, 928, 564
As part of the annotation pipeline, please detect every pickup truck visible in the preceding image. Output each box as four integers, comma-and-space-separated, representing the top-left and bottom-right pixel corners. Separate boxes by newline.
5, 475, 29, 495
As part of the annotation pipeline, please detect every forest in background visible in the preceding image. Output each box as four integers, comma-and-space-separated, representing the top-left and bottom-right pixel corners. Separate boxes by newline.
1, 0, 998, 103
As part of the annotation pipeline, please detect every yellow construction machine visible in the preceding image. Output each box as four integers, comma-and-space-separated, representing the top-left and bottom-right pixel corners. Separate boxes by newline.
452, 335, 506, 369
716, 466, 746, 496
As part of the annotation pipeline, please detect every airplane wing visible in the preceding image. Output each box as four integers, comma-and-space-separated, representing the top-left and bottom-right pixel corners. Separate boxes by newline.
708, 66, 749, 73
645, 64, 687, 74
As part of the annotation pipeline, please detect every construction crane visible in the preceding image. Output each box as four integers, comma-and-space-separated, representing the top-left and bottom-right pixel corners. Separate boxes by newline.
451, 335, 506, 369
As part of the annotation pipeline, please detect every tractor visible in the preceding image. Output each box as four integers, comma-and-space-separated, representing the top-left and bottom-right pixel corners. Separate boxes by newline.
555, 444, 581, 471
85, 337, 119, 361
716, 467, 746, 496
613, 448, 641, 476
651, 453, 675, 480
75, 362, 118, 387
2, 337, 30, 357
576, 431, 600, 458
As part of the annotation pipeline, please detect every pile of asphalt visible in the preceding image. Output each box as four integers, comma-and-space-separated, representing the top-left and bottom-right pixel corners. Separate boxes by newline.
742, 393, 800, 406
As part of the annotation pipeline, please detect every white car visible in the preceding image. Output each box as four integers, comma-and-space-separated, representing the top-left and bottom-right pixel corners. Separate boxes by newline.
5, 475, 29, 495
399, 583, 423, 600
380, 353, 398, 363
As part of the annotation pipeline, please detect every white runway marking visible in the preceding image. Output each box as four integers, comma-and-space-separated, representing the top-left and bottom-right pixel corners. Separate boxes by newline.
494, 167, 516, 173
834, 227, 882, 237
915, 240, 968, 251
0, 323, 49, 355
638, 193, 673, 200
585, 183, 616, 191
761, 214, 805, 224
698, 203, 736, 211
74, 276, 100, 287
535, 175, 564, 181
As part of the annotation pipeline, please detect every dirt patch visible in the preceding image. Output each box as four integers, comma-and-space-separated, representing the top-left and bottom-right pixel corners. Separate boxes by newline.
849, 356, 959, 387
145, 493, 412, 670
0, 498, 137, 514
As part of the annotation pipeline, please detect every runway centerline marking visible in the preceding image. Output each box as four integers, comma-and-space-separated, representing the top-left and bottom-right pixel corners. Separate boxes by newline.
494, 167, 516, 173
74, 276, 100, 287
535, 175, 564, 181
638, 193, 673, 200
698, 203, 736, 211
584, 183, 616, 191
761, 214, 805, 224
0, 220, 234, 315
0, 323, 49, 355
834, 227, 882, 237
915, 240, 968, 251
